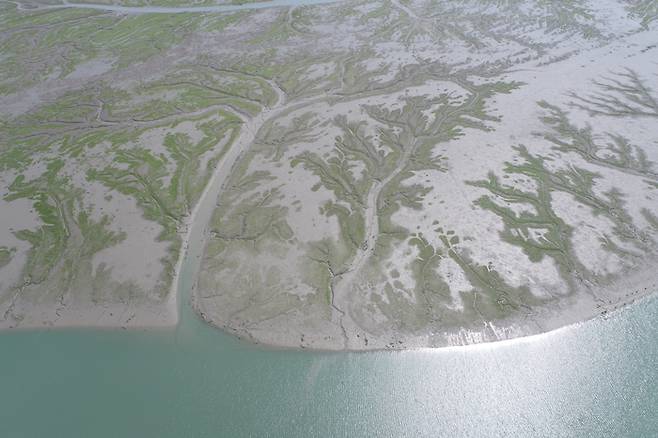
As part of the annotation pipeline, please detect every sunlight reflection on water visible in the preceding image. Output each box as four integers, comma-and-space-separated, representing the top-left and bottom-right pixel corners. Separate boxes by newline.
1, 294, 655, 437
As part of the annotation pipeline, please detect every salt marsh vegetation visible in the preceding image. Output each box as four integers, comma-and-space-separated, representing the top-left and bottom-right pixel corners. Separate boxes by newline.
1, 0, 657, 349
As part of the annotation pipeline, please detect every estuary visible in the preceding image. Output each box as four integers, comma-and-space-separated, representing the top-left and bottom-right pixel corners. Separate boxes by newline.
1, 0, 658, 435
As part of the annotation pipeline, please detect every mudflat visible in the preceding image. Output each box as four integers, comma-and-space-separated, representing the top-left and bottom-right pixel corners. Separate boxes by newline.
1, 0, 657, 350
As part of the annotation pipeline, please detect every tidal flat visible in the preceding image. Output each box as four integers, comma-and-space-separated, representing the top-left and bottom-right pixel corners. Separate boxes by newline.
1, 0, 657, 351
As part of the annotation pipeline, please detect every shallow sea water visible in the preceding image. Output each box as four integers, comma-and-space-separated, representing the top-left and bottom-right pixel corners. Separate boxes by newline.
1, 288, 656, 437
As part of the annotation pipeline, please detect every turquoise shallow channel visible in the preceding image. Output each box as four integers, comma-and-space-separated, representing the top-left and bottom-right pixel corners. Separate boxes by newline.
1, 290, 657, 437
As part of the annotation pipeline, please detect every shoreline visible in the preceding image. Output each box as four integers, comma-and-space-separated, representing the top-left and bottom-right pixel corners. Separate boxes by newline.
2, 255, 655, 354
0, 300, 177, 332
2, 284, 655, 356
190, 264, 658, 352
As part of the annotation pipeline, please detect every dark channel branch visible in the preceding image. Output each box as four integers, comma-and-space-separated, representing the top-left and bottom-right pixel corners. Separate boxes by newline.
568, 69, 658, 118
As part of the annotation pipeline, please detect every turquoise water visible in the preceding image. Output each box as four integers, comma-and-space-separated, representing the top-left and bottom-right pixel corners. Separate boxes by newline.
1, 288, 657, 436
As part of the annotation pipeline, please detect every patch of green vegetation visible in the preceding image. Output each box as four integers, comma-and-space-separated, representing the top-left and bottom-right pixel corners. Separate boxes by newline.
6, 160, 77, 284
624, 0, 658, 29
200, 162, 321, 319
2, 48, 300, 309
388, 0, 606, 53
540, 101, 655, 178
469, 144, 649, 289
0, 247, 15, 269
642, 208, 658, 231
535, 0, 603, 38
255, 113, 320, 161
372, 226, 541, 334
247, 6, 314, 44
468, 147, 582, 289
4, 159, 124, 289
210, 187, 292, 248
145, 65, 277, 115
568, 69, 658, 118
304, 237, 354, 305
1, 76, 251, 173
2, 88, 130, 165
291, 116, 380, 284
370, 78, 520, 245
290, 75, 521, 319
436, 226, 541, 317
373, 233, 451, 331
0, 5, 246, 94
88, 113, 240, 290
68, 0, 222, 6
